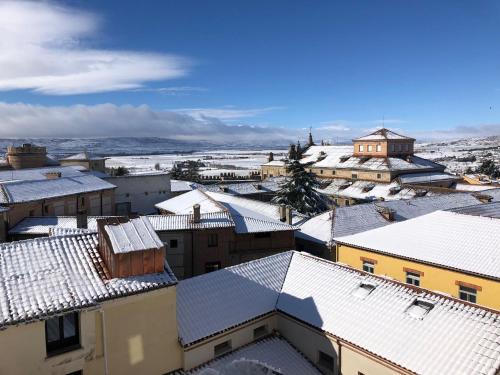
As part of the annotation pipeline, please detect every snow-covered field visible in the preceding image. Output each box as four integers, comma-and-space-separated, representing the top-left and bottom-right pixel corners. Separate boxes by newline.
106, 149, 288, 175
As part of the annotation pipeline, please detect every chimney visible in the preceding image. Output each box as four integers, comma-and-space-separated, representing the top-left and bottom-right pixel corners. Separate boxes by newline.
285, 205, 293, 225
268, 152, 274, 162
45, 171, 62, 180
378, 207, 395, 222
254, 183, 262, 190
279, 204, 286, 222
96, 217, 165, 279
193, 204, 201, 223
76, 209, 88, 229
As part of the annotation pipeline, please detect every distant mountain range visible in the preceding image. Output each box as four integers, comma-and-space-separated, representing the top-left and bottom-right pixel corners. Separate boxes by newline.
0, 137, 291, 158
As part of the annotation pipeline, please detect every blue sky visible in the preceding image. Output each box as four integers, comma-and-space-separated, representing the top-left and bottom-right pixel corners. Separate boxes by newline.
0, 0, 499, 142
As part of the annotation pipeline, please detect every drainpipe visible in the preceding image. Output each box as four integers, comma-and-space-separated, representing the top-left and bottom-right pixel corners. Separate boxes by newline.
337, 339, 342, 375
100, 310, 109, 375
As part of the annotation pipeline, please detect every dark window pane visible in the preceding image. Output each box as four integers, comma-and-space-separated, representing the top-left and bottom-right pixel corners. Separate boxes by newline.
46, 318, 60, 343
63, 314, 76, 339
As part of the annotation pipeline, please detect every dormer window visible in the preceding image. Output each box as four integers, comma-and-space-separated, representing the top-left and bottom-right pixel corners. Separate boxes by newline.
407, 299, 434, 319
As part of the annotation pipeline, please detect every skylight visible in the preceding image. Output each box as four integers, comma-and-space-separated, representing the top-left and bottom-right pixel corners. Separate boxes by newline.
407, 298, 435, 319
352, 282, 377, 299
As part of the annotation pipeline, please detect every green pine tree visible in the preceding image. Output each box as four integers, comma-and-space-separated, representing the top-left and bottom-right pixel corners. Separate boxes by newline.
272, 160, 328, 215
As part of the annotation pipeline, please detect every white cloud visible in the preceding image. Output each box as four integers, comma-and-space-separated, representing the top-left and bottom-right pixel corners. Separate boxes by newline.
0, 102, 297, 144
174, 106, 285, 120
0, 1, 189, 95
131, 86, 207, 95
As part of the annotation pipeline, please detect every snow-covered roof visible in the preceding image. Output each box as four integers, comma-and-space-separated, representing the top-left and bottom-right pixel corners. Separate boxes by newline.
398, 171, 458, 184
0, 234, 177, 328
478, 187, 500, 201
205, 191, 309, 225
9, 216, 83, 235
177, 251, 500, 375
353, 128, 415, 141
297, 204, 389, 245
203, 177, 285, 196
0, 166, 85, 183
0, 175, 116, 204
319, 179, 433, 202
377, 192, 482, 221
171, 179, 198, 193
220, 202, 298, 234
261, 160, 286, 167
148, 213, 235, 231
155, 189, 225, 214
102, 217, 164, 253
60, 151, 105, 161
185, 336, 321, 375
449, 202, 500, 219
335, 210, 500, 280
300, 145, 339, 164
313, 154, 443, 172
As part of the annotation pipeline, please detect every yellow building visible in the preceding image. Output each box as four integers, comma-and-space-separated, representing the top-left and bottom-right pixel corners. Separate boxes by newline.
0, 217, 182, 375
334, 208, 500, 309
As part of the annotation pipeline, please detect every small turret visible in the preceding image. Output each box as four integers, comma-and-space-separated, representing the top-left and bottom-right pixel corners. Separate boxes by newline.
307, 127, 315, 147
288, 143, 297, 160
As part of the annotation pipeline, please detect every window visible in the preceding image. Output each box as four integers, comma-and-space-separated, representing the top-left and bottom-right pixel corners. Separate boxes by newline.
359, 145, 364, 152
367, 145, 373, 152
332, 170, 336, 175
345, 200, 350, 206
66, 371, 83, 375
169, 239, 178, 249
389, 144, 395, 152
80, 197, 85, 207
205, 261, 221, 273
253, 325, 268, 339
459, 285, 477, 303
362, 261, 375, 273
254, 232, 271, 238
45, 312, 80, 356
320, 169, 324, 174
44, 205, 49, 214
351, 173, 358, 179
407, 299, 434, 319
29, 209, 35, 216
406, 272, 421, 286
214, 340, 232, 357
352, 282, 377, 299
377, 173, 382, 179
376, 144, 382, 152
208, 233, 218, 247
318, 351, 334, 371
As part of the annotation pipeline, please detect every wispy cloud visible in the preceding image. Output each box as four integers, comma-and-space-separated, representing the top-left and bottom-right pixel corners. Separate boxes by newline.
174, 106, 285, 120
0, 102, 297, 144
0, 1, 190, 95
130, 86, 207, 95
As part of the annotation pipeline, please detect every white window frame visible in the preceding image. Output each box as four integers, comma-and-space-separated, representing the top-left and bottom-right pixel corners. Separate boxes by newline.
376, 144, 382, 152
362, 261, 375, 273
359, 144, 364, 152
406, 272, 420, 286
367, 145, 373, 152
459, 285, 477, 303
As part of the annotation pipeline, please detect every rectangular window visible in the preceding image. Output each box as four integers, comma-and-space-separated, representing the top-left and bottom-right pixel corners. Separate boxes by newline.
208, 233, 218, 247
45, 312, 80, 356
389, 144, 395, 152
362, 261, 375, 273
332, 170, 336, 175
359, 145, 364, 152
169, 239, 178, 248
351, 173, 358, 179
367, 145, 373, 152
377, 173, 382, 179
253, 325, 268, 339
205, 261, 221, 273
320, 169, 324, 174
376, 144, 382, 152
406, 272, 420, 286
459, 285, 477, 303
214, 340, 232, 357
345, 200, 350, 206
318, 351, 334, 371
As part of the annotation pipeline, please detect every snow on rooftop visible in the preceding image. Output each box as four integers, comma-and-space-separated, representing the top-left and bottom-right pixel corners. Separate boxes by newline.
203, 177, 285, 196
171, 179, 198, 193
60, 152, 104, 161
178, 251, 500, 374
353, 128, 414, 141
449, 201, 500, 219
148, 212, 235, 231
335, 210, 500, 279
398, 171, 458, 184
155, 189, 225, 214
0, 166, 85, 183
0, 175, 116, 204
205, 191, 308, 226
186, 336, 321, 375
103, 217, 164, 254
313, 154, 442, 171
0, 234, 176, 328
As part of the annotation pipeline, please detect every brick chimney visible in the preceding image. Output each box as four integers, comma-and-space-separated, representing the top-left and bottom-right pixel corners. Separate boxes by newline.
285, 205, 293, 225
193, 204, 201, 223
97, 217, 165, 278
45, 171, 62, 180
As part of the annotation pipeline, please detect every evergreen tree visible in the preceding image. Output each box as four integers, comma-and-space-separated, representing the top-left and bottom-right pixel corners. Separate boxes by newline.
185, 160, 201, 182
170, 163, 184, 180
478, 159, 500, 179
272, 160, 328, 215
